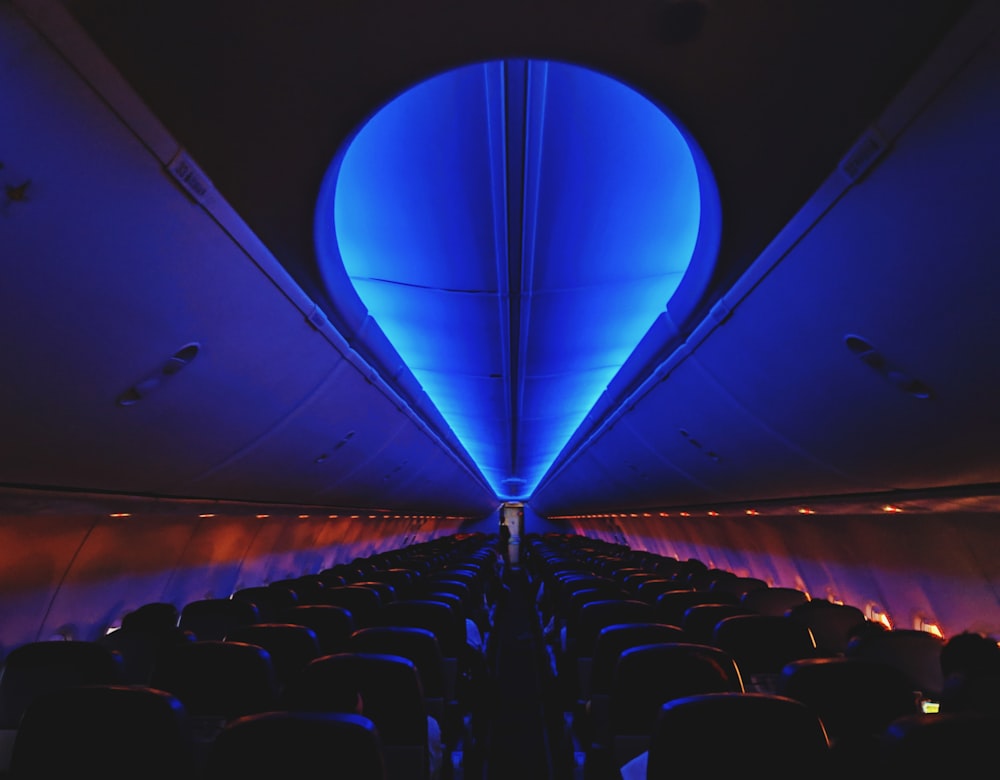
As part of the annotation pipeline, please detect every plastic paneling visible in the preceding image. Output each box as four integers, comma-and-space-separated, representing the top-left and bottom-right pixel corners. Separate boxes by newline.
693, 38, 1000, 493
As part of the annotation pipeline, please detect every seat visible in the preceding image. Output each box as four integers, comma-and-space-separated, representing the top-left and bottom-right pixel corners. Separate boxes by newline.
223, 623, 321, 692
571, 622, 689, 770
643, 692, 831, 777
148, 639, 279, 764
178, 597, 259, 641
269, 575, 331, 602
603, 642, 745, 769
654, 589, 739, 627
712, 614, 818, 692
280, 651, 434, 780
741, 586, 809, 617
0, 640, 125, 728
231, 585, 299, 622
8, 684, 194, 779
779, 656, 921, 769
680, 603, 754, 646
786, 600, 867, 656
309, 584, 384, 627
588, 623, 689, 703
686, 567, 738, 592
634, 578, 690, 606
120, 601, 181, 632
0, 640, 124, 772
99, 620, 195, 685
845, 627, 946, 701
100, 601, 193, 686
365, 567, 419, 600
280, 604, 356, 654
353, 580, 398, 607
568, 599, 654, 704
349, 626, 450, 726
877, 710, 1000, 772
204, 710, 386, 780
376, 599, 466, 662
710, 575, 769, 598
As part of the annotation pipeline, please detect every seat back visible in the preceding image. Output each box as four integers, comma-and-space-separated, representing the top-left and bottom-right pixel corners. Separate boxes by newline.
9, 684, 194, 779
741, 586, 809, 617
712, 614, 818, 692
231, 586, 299, 622
99, 623, 194, 685
376, 599, 465, 660
635, 579, 690, 606
309, 585, 383, 627
573, 599, 654, 660
270, 575, 331, 602
224, 623, 321, 691
0, 640, 124, 729
178, 598, 259, 641
786, 600, 867, 656
205, 711, 386, 780
646, 692, 830, 776
280, 652, 430, 780
878, 710, 1000, 772
608, 642, 745, 766
654, 589, 739, 626
0, 641, 124, 773
120, 602, 180, 632
280, 604, 356, 654
590, 623, 689, 698
680, 603, 754, 645
148, 639, 278, 737
779, 656, 920, 766
349, 626, 447, 702
845, 628, 946, 700
710, 576, 769, 598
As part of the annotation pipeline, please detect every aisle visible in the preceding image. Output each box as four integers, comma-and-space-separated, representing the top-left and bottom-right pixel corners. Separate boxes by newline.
485, 565, 555, 780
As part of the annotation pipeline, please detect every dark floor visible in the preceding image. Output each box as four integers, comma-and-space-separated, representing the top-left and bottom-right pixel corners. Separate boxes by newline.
485, 565, 558, 780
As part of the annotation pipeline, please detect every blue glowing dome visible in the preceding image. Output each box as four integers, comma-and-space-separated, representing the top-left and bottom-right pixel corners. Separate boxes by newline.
316, 59, 720, 499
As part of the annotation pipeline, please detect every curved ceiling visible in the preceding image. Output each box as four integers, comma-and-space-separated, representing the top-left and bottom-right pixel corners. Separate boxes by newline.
57, 0, 976, 509
316, 59, 718, 498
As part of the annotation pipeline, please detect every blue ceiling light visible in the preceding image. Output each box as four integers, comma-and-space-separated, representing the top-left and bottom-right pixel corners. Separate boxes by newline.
315, 59, 720, 500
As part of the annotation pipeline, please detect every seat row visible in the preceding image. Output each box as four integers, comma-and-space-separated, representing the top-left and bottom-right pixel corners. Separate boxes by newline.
521, 532, 997, 779
0, 533, 503, 780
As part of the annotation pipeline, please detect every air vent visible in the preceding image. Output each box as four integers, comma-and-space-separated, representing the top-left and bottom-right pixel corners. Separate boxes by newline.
117, 342, 201, 407
838, 127, 888, 183
679, 428, 721, 461
844, 334, 932, 400
167, 149, 212, 204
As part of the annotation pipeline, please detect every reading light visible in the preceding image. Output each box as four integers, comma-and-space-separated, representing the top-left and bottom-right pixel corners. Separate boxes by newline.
866, 604, 893, 630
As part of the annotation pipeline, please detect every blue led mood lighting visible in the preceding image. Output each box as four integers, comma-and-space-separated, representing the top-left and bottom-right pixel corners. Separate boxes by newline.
315, 59, 719, 500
